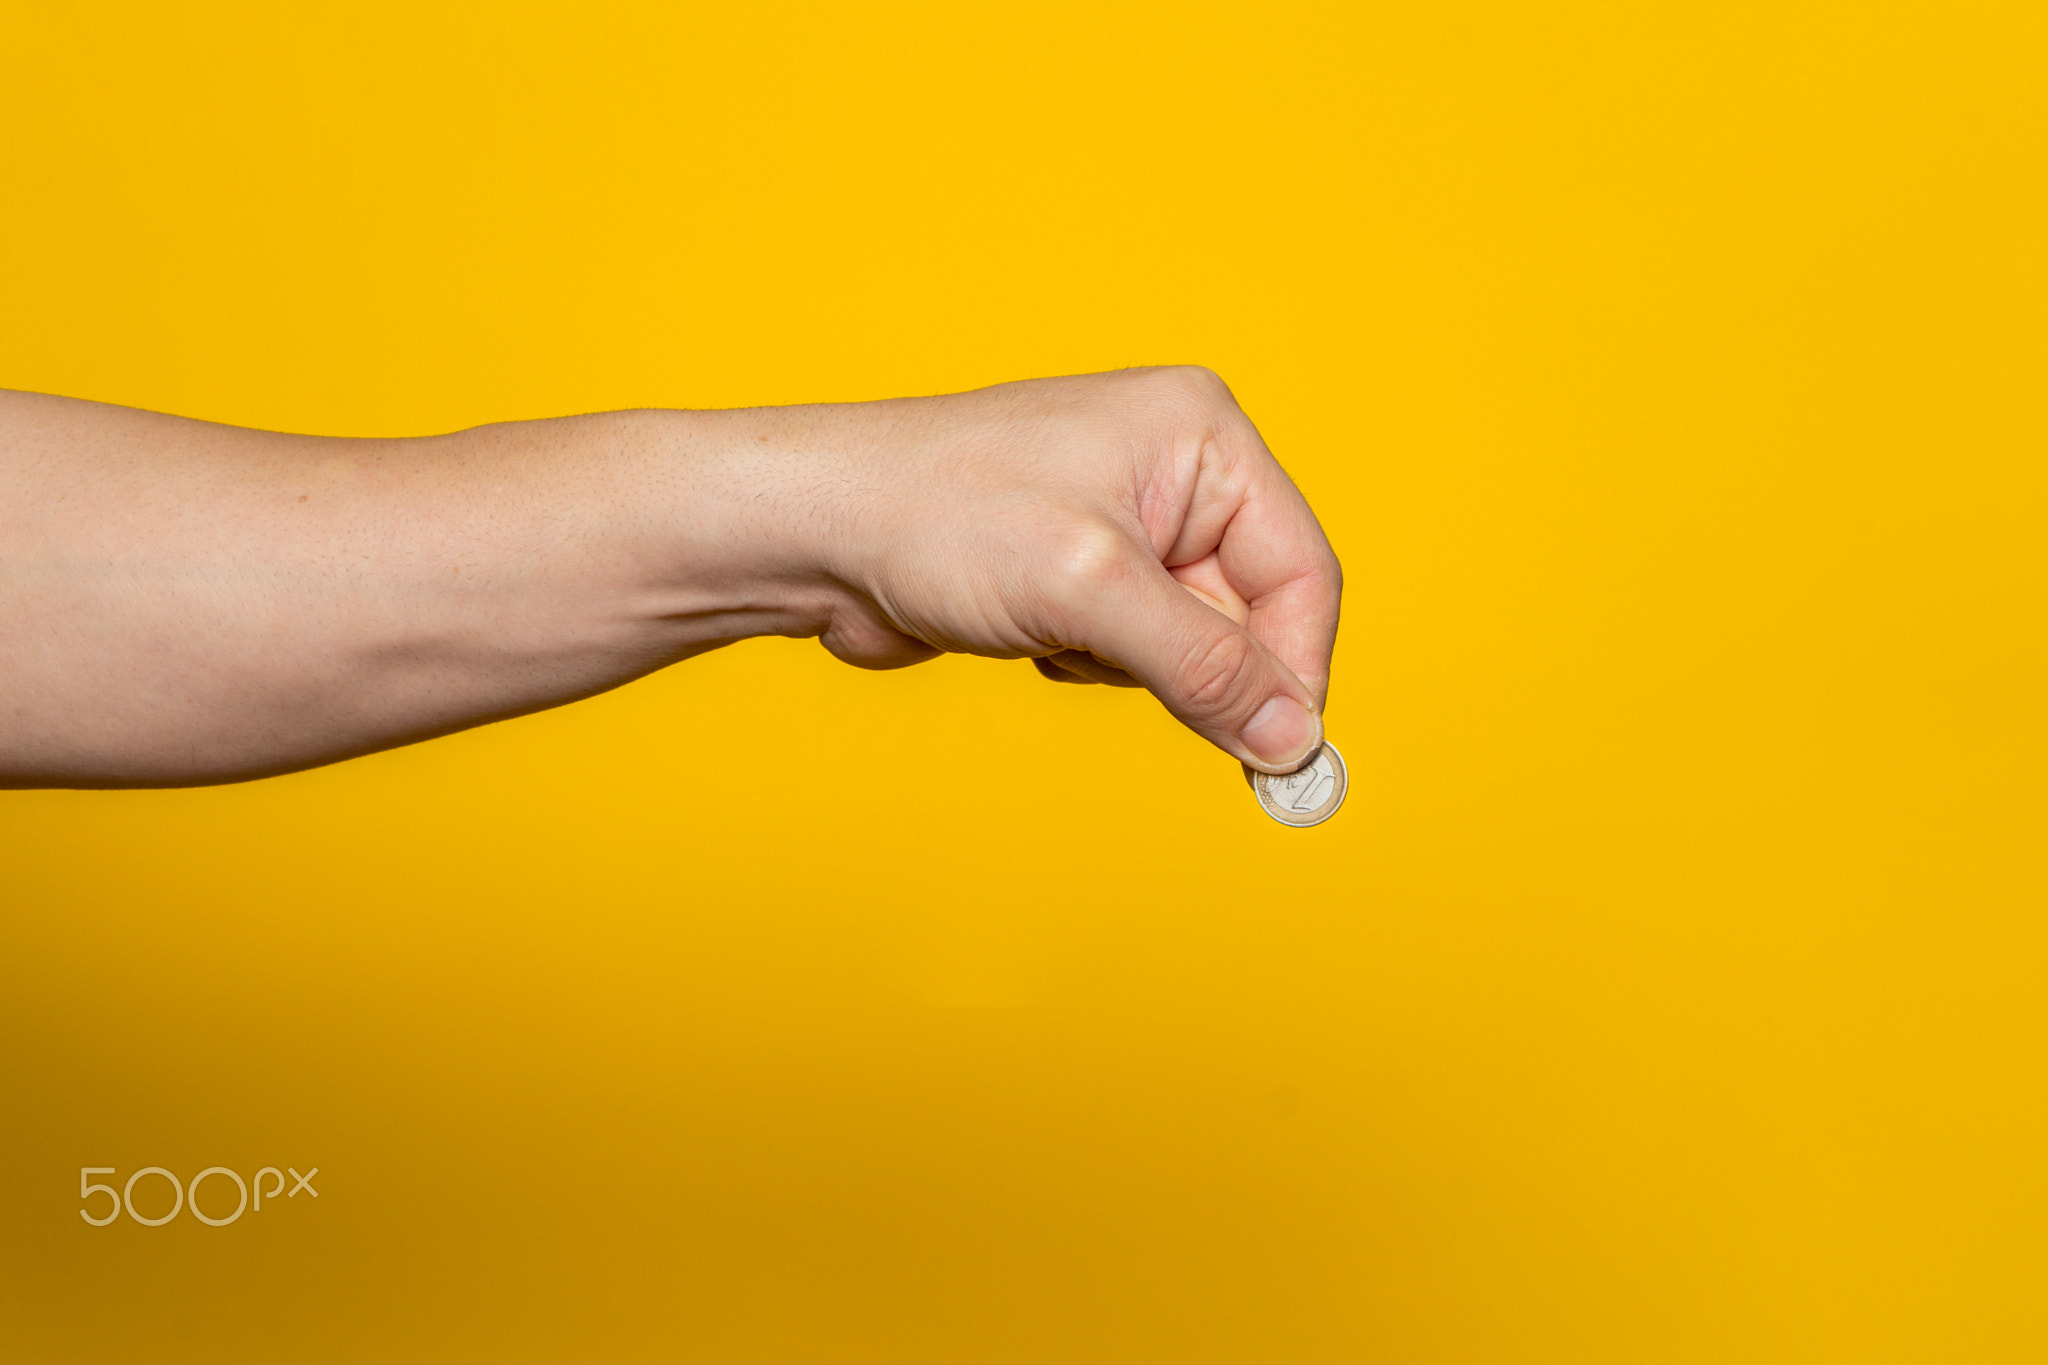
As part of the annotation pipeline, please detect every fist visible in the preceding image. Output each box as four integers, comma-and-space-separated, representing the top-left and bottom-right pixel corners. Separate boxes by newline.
802, 367, 1342, 774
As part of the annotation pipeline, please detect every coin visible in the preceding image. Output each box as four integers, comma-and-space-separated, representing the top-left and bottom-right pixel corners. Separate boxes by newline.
1244, 741, 1348, 827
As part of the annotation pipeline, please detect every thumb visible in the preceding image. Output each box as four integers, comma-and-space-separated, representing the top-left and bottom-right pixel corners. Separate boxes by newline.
1067, 544, 1324, 774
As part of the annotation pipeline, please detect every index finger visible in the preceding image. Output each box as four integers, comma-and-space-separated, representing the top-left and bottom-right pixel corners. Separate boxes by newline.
1194, 422, 1342, 710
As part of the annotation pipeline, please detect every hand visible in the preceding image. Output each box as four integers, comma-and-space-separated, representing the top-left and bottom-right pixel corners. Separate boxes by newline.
771, 367, 1341, 773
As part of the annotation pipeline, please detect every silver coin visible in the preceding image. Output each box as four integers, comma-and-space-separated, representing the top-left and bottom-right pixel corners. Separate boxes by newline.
1244, 741, 1348, 827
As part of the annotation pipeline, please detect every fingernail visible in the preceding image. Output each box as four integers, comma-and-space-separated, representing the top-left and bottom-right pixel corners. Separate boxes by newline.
1241, 696, 1318, 769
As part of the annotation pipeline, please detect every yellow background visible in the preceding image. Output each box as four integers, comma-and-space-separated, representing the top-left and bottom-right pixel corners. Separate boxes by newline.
2, 2, 2044, 1359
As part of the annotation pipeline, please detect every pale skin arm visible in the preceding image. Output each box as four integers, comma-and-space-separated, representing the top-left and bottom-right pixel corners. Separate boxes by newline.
0, 367, 1340, 789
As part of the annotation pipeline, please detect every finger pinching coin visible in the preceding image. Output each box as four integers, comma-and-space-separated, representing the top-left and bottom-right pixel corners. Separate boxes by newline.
1244, 741, 1348, 827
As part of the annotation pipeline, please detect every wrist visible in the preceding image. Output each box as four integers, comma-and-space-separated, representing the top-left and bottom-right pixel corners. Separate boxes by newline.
626, 405, 869, 651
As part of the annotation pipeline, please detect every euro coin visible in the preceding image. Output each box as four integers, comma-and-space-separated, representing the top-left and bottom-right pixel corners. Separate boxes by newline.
1244, 741, 1348, 827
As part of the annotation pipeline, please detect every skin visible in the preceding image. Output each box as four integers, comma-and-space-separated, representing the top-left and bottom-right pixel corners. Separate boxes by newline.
0, 366, 1341, 789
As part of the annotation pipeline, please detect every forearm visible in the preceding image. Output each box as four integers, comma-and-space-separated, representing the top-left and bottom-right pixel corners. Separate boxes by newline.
0, 390, 826, 787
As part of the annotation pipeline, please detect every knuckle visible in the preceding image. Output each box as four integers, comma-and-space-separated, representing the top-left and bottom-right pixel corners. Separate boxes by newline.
1043, 520, 1130, 594
1161, 362, 1225, 392
1156, 364, 1232, 412
1308, 550, 1344, 601
1026, 519, 1141, 644
1179, 629, 1262, 720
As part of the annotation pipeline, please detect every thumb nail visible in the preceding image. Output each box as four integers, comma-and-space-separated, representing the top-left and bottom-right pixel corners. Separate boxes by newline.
1241, 696, 1319, 770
